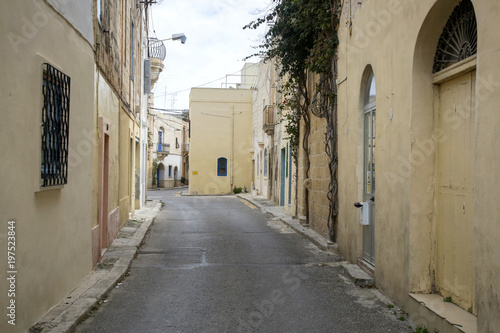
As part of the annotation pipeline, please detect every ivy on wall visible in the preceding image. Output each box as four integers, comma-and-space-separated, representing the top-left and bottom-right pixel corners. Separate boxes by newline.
245, 0, 341, 241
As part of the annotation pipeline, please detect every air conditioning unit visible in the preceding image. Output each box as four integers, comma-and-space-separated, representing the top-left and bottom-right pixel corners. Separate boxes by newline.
144, 59, 151, 94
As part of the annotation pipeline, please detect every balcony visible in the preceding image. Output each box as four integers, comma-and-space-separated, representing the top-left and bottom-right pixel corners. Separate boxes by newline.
263, 105, 276, 135
157, 143, 170, 156
182, 143, 189, 153
148, 38, 166, 88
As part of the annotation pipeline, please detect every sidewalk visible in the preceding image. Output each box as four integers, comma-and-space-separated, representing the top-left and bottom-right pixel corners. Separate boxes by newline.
236, 193, 375, 288
30, 200, 162, 333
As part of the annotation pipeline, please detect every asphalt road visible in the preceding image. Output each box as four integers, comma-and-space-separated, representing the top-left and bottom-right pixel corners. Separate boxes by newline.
74, 189, 412, 333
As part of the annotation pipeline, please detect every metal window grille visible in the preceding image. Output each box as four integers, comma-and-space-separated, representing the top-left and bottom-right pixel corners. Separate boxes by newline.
433, 0, 477, 73
41, 63, 70, 187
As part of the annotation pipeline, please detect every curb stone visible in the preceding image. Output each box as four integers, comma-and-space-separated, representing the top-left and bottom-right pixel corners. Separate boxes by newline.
236, 194, 337, 253
30, 201, 162, 333
236, 194, 375, 288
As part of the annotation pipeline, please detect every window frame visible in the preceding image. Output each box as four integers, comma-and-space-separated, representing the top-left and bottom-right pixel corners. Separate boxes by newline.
40, 63, 71, 188
217, 157, 227, 177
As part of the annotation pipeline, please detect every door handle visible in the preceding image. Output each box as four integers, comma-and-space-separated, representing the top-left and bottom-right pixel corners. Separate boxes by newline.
354, 202, 363, 208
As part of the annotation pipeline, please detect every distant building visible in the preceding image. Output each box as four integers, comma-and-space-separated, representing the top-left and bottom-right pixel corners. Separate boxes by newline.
251, 60, 294, 211
189, 85, 253, 195
148, 112, 189, 189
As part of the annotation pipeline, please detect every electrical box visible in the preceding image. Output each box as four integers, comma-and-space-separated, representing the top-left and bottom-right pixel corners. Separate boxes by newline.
360, 202, 371, 225
144, 59, 151, 94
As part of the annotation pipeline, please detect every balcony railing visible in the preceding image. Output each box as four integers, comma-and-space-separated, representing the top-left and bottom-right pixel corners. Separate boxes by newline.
157, 143, 170, 155
148, 38, 166, 60
263, 105, 276, 135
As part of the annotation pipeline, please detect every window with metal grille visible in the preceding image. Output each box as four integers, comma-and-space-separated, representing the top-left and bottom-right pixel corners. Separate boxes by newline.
41, 63, 70, 187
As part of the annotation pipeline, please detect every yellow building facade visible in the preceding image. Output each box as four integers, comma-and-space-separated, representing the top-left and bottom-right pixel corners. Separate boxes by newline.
294, 0, 500, 331
91, 0, 147, 266
0, 1, 150, 331
252, 61, 295, 212
189, 88, 253, 195
0, 1, 95, 332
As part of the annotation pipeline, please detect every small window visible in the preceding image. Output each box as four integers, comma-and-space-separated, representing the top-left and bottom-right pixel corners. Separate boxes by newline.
158, 129, 163, 152
41, 63, 71, 187
168, 165, 172, 178
158, 130, 163, 144
217, 157, 227, 177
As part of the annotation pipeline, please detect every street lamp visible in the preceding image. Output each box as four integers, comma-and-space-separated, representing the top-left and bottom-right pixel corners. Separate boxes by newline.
159, 33, 187, 44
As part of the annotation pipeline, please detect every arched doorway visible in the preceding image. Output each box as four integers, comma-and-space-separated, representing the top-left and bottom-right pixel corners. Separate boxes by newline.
174, 166, 179, 187
433, 0, 477, 313
157, 163, 165, 188
361, 67, 376, 266
412, 0, 477, 313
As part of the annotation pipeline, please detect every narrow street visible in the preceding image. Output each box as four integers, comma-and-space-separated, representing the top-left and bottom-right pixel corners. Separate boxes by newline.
74, 189, 412, 333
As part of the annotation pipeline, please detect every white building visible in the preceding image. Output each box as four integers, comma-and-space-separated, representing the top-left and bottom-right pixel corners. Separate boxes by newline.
150, 112, 188, 188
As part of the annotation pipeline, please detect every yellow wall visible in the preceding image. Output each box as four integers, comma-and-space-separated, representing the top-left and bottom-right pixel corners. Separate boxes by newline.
189, 88, 253, 195
473, 1, 500, 329
92, 72, 121, 229
0, 2, 94, 332
331, 0, 500, 330
119, 111, 140, 225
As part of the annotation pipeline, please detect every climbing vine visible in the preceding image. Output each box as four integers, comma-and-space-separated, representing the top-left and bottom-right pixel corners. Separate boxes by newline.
152, 158, 158, 186
246, 0, 341, 241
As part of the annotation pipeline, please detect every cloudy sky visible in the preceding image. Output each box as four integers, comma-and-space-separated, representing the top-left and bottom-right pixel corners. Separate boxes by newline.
149, 0, 271, 110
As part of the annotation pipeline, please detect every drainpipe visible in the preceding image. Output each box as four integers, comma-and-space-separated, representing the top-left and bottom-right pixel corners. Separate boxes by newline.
230, 103, 234, 191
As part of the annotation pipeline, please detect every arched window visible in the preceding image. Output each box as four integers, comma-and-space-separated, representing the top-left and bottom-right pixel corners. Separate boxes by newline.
363, 71, 376, 195
217, 157, 227, 177
264, 148, 268, 177
433, 0, 477, 73
361, 69, 376, 265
